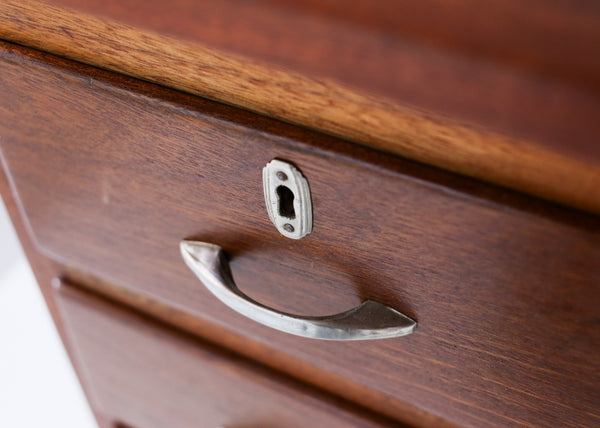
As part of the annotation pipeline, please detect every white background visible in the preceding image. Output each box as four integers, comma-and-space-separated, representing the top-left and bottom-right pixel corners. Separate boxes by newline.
0, 195, 96, 427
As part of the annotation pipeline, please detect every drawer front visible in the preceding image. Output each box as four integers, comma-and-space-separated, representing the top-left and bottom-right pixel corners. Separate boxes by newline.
54, 282, 388, 428
2, 44, 600, 426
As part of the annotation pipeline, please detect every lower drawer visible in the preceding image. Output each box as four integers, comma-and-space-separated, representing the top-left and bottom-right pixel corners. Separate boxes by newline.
55, 282, 391, 428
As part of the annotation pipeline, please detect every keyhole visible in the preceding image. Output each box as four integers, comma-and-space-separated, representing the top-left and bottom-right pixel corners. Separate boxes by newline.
276, 185, 296, 219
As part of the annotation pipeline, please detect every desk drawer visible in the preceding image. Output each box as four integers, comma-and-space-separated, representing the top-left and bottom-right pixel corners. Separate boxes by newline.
1, 43, 599, 427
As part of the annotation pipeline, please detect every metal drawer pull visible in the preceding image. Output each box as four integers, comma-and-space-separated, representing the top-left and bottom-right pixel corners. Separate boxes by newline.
180, 240, 417, 341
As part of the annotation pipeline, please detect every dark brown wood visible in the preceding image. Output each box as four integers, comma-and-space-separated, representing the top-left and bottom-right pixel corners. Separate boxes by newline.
62, 267, 451, 428
0, 119, 440, 428
2, 1, 600, 215
54, 281, 398, 428
52, 0, 600, 92
0, 110, 109, 427
1, 42, 599, 427
0, 42, 461, 428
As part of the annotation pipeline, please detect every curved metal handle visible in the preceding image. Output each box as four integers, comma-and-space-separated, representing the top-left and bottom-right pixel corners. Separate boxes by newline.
180, 240, 416, 341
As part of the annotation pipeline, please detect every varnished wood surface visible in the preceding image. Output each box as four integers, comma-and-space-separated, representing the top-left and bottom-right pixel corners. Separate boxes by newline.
0, 129, 441, 428
62, 267, 451, 428
50, 0, 600, 91
1, 1, 600, 214
55, 282, 397, 428
0, 115, 109, 426
1, 42, 599, 427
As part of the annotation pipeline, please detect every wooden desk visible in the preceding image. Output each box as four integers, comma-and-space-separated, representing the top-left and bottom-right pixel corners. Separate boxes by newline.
1, 2, 599, 427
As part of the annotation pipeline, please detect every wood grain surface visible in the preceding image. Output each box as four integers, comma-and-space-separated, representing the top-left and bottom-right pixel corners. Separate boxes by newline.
49, 0, 600, 91
0, 111, 109, 427
1, 42, 599, 427
1, 1, 600, 215
0, 128, 442, 428
55, 281, 399, 428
